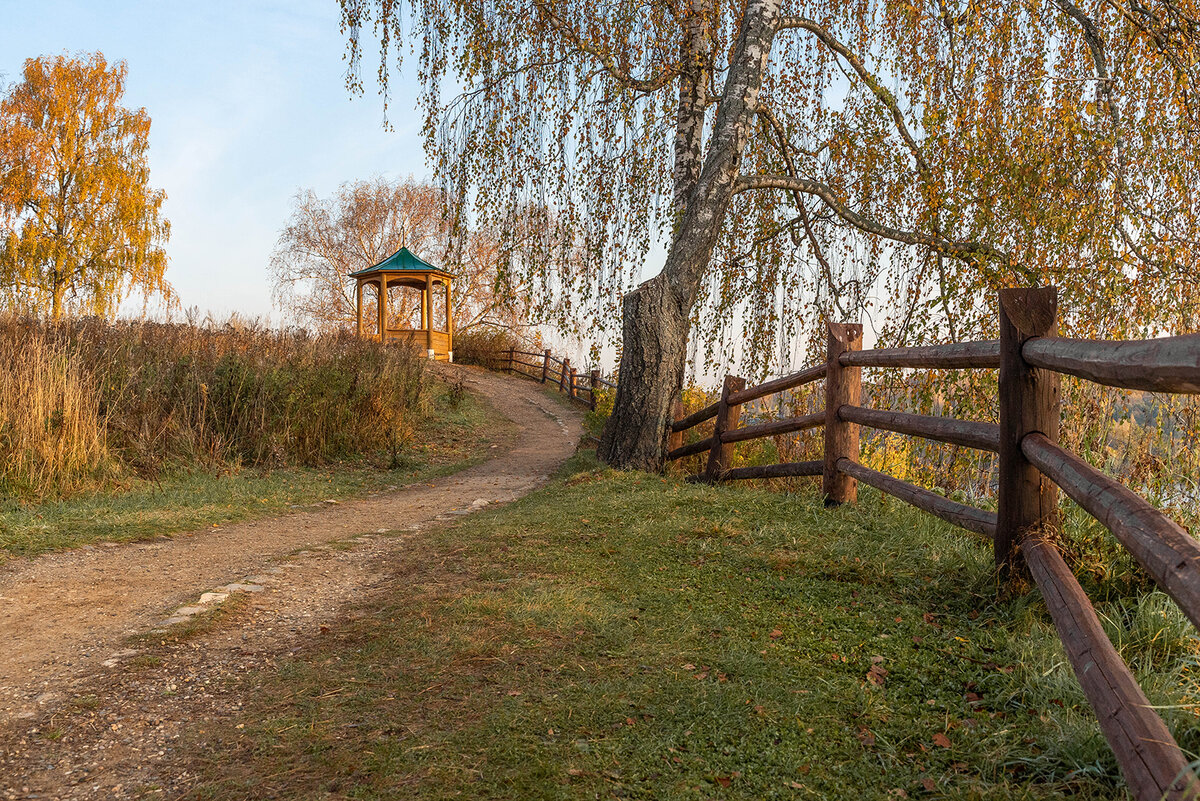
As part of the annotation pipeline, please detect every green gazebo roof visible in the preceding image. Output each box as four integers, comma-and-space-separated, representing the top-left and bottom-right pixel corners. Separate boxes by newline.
348, 247, 452, 277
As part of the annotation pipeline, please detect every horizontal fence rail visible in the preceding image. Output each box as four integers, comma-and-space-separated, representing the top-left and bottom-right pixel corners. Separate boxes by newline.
721, 412, 824, 444
664, 286, 1199, 800
839, 339, 1000, 369
1022, 432, 1200, 632
488, 347, 611, 410
837, 458, 997, 538
1023, 334, 1200, 394
1022, 531, 1196, 801
671, 402, 719, 433
838, 406, 1000, 452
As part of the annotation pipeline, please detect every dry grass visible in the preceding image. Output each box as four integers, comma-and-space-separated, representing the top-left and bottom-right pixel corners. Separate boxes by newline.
0, 315, 429, 501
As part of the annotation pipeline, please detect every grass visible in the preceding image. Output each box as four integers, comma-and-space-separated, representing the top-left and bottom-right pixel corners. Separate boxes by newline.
0, 378, 512, 559
179, 451, 1200, 800
0, 315, 431, 500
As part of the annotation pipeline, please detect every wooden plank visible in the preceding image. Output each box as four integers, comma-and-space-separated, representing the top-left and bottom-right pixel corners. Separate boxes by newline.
720, 461, 823, 481
1023, 334, 1200, 394
837, 459, 997, 538
1022, 432, 1200, 632
725, 363, 827, 406
840, 340, 1000, 369
997, 287, 1060, 574
671, 402, 719, 432
838, 406, 999, 452
667, 436, 714, 461
1022, 530, 1197, 801
824, 322, 863, 505
668, 399, 684, 454
721, 412, 824, 444
705, 376, 746, 482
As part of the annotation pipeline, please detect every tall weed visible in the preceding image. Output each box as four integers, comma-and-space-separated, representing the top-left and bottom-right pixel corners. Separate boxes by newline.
0, 315, 428, 501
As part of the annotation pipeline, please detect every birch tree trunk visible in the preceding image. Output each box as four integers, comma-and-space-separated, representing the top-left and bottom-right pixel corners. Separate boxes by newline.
598, 0, 781, 470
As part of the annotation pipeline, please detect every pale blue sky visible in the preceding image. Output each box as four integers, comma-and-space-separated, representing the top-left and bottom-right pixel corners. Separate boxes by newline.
1, 0, 428, 320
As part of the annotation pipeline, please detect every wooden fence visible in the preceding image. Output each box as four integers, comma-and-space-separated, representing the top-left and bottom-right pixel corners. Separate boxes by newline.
489, 347, 616, 409
667, 287, 1200, 800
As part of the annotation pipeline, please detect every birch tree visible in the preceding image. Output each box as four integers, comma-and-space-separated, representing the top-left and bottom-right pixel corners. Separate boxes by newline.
0, 53, 171, 319
340, 0, 1200, 469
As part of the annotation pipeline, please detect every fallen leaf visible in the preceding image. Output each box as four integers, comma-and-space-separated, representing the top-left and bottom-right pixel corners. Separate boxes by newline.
770, 628, 783, 639
921, 777, 937, 792
857, 727, 876, 747
932, 732, 952, 749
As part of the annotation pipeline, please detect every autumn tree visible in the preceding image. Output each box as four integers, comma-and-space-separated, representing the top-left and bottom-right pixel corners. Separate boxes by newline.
0, 52, 171, 319
270, 176, 528, 334
340, 0, 1200, 469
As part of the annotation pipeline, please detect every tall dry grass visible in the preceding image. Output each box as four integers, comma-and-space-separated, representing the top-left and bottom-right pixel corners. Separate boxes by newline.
0, 315, 428, 501
0, 333, 112, 497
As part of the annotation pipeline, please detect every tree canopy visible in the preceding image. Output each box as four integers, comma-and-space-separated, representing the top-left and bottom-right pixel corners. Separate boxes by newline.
0, 52, 171, 320
341, 0, 1200, 468
341, 0, 1200, 367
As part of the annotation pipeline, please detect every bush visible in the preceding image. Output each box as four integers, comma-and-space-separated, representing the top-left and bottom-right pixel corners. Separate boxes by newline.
0, 315, 428, 500
452, 327, 523, 367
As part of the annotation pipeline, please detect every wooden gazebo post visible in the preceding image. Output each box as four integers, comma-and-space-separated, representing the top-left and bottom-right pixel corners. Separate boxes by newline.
424, 273, 435, 358
445, 277, 453, 362
377, 275, 388, 342
355, 281, 364, 338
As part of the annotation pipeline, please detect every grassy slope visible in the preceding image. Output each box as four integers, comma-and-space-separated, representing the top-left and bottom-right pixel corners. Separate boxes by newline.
186, 451, 1199, 801
0, 379, 513, 560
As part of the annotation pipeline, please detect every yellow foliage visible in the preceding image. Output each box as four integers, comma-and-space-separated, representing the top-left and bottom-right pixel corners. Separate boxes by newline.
0, 52, 171, 319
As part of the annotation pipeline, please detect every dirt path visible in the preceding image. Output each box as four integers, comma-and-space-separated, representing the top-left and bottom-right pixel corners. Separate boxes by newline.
0, 366, 581, 734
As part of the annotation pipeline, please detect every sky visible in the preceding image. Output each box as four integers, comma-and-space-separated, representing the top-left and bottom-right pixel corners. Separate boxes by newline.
0, 0, 429, 322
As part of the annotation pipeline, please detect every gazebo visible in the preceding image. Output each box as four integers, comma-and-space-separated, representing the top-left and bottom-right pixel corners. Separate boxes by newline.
350, 247, 454, 361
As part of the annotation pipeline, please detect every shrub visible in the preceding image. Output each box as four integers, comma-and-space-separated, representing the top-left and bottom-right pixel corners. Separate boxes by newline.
0, 315, 428, 501
452, 327, 523, 367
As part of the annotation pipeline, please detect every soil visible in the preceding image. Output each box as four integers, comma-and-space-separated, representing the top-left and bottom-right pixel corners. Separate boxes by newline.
0, 365, 583, 799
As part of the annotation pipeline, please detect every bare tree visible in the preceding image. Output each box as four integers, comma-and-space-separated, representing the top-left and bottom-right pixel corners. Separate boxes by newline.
270, 176, 526, 333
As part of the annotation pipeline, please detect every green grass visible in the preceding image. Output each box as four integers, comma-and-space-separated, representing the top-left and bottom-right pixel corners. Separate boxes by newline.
0, 378, 511, 560
178, 452, 1200, 800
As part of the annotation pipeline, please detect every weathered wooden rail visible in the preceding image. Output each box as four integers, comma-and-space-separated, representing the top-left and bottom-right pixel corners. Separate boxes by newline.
666, 287, 1200, 800
489, 347, 614, 409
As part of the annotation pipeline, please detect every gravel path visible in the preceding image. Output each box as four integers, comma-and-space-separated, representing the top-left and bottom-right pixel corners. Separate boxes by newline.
0, 365, 582, 799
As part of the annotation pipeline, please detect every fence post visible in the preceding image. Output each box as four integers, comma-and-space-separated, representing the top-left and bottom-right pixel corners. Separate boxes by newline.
542, 349, 551, 383
705, 375, 747, 483
560, 358, 571, 393
997, 287, 1060, 576
589, 369, 600, 410
569, 366, 577, 399
506, 348, 514, 372
668, 398, 684, 454
823, 322, 863, 506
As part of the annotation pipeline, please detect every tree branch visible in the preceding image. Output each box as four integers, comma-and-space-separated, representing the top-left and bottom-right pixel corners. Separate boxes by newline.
532, 1, 680, 93
734, 173, 1012, 268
